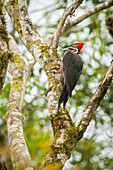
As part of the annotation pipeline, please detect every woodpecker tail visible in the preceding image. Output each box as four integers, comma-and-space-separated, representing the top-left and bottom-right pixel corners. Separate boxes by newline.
57, 84, 69, 112
63, 93, 68, 113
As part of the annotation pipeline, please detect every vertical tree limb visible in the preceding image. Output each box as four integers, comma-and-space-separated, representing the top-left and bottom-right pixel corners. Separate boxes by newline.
0, 2, 10, 94
3, 0, 47, 67
6, 35, 33, 170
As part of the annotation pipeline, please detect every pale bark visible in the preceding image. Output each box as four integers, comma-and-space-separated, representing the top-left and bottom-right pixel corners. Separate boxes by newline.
76, 60, 113, 141
1, 0, 112, 169
3, 0, 45, 67
6, 35, 33, 170
42, 0, 113, 168
43, 61, 113, 169
63, 0, 113, 33
52, 0, 83, 49
0, 2, 9, 94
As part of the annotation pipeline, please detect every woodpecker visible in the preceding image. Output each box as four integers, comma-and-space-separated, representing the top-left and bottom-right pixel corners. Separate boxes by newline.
57, 42, 84, 112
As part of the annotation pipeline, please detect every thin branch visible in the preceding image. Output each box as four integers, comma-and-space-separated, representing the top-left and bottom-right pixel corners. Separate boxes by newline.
63, 0, 113, 33
76, 60, 113, 141
52, 0, 83, 49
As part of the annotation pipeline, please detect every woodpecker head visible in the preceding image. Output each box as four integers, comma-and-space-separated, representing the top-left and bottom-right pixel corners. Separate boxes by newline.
61, 42, 84, 54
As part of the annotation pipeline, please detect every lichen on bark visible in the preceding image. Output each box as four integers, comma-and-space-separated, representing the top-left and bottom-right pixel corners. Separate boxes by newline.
0, 1, 11, 94
5, 35, 33, 170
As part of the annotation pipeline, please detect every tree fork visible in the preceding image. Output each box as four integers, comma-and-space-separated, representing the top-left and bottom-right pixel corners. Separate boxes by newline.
43, 61, 113, 168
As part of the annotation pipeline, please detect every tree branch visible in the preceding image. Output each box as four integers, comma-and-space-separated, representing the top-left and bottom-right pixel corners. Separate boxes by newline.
47, 0, 84, 120
44, 60, 113, 169
6, 35, 33, 169
63, 0, 113, 33
0, 2, 10, 94
52, 0, 83, 49
3, 0, 48, 68
76, 60, 113, 141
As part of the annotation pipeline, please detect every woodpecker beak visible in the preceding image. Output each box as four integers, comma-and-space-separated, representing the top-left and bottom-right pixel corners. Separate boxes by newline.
60, 47, 70, 51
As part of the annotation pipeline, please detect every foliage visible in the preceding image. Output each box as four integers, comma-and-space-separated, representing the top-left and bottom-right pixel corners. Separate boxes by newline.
0, 0, 113, 169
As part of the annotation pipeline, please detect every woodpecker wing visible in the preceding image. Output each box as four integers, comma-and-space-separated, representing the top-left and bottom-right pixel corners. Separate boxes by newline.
63, 52, 83, 97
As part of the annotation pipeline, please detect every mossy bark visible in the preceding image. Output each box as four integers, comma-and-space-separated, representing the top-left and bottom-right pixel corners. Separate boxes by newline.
6, 36, 33, 170
2, 0, 113, 169
0, 1, 10, 94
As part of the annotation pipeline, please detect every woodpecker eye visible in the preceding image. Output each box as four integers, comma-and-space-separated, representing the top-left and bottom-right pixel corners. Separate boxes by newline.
67, 46, 79, 54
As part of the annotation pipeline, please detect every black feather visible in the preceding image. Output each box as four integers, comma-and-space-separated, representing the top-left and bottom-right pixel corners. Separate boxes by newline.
57, 84, 68, 112
57, 51, 83, 112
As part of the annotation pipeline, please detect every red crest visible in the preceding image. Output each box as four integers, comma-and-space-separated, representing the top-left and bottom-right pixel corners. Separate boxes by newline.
74, 43, 84, 50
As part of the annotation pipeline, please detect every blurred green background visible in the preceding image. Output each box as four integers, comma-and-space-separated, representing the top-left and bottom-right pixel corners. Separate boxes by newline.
0, 0, 113, 169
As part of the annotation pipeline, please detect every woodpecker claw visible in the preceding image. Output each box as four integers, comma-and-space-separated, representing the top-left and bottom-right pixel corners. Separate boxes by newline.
63, 107, 67, 113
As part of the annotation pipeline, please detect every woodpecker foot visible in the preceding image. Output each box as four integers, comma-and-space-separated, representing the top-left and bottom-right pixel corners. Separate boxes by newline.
63, 107, 68, 113
57, 105, 67, 113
